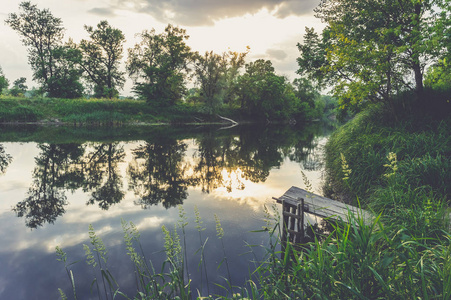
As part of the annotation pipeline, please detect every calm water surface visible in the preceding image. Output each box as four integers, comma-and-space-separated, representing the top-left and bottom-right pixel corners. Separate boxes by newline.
0, 124, 330, 299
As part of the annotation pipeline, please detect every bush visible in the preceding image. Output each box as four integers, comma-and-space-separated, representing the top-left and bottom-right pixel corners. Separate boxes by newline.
0, 105, 40, 122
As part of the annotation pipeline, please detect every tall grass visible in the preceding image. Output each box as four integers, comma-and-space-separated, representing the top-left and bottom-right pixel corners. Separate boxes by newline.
0, 96, 248, 125
323, 103, 451, 205
57, 201, 451, 299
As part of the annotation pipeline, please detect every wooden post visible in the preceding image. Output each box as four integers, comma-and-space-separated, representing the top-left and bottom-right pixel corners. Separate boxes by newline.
289, 205, 296, 242
300, 198, 305, 244
294, 198, 305, 244
281, 199, 288, 255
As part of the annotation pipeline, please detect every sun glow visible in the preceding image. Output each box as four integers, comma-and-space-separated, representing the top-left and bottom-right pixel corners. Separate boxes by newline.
187, 9, 321, 55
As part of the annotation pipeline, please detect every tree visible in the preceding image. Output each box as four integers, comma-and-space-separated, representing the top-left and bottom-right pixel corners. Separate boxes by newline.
10, 77, 28, 97
127, 24, 192, 106
425, 59, 451, 91
236, 59, 297, 120
292, 77, 322, 120
192, 49, 248, 113
47, 42, 84, 98
192, 51, 227, 113
79, 20, 125, 98
298, 0, 449, 112
293, 78, 319, 109
0, 66, 9, 95
6, 2, 65, 93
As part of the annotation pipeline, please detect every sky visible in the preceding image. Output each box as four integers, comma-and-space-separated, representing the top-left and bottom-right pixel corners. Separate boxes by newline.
0, 0, 324, 96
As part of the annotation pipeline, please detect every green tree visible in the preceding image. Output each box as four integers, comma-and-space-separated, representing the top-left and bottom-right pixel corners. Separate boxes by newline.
193, 51, 227, 113
127, 24, 192, 106
292, 78, 322, 120
47, 42, 84, 98
192, 50, 248, 113
79, 20, 126, 99
298, 0, 449, 112
293, 78, 319, 108
10, 77, 28, 97
0, 66, 9, 95
6, 1, 65, 93
236, 59, 297, 120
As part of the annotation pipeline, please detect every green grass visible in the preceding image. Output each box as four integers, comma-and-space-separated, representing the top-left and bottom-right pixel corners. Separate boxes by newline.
323, 102, 451, 204
0, 96, 255, 125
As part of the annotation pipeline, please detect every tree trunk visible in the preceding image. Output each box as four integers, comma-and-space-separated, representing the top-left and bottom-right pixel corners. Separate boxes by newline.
413, 62, 423, 94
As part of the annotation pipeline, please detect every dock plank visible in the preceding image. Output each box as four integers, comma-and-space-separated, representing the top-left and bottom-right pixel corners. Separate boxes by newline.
273, 186, 372, 224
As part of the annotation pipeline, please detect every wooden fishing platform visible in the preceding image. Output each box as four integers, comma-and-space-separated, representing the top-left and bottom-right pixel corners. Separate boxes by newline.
273, 186, 373, 244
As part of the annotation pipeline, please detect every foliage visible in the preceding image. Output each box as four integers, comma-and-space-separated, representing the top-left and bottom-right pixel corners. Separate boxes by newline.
0, 66, 9, 95
6, 1, 65, 92
297, 0, 451, 113
127, 24, 192, 107
79, 20, 126, 99
10, 77, 28, 97
192, 49, 248, 114
425, 59, 451, 92
47, 42, 84, 99
291, 77, 324, 121
236, 59, 297, 120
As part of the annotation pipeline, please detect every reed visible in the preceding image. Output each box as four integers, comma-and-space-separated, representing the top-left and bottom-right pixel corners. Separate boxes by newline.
57, 204, 451, 299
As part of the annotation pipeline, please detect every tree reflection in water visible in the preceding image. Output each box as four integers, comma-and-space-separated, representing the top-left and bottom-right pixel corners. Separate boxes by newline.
13, 144, 84, 229
81, 143, 126, 209
11, 124, 327, 227
0, 144, 12, 174
127, 136, 190, 209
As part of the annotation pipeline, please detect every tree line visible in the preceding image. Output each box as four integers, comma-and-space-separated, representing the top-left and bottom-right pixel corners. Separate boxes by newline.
2, 1, 450, 121
2, 1, 326, 121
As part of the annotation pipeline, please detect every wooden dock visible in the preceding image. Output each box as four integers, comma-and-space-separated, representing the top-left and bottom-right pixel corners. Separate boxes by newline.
273, 186, 373, 244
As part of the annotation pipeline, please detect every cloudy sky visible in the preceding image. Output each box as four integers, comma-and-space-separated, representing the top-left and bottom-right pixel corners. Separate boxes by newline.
0, 0, 324, 96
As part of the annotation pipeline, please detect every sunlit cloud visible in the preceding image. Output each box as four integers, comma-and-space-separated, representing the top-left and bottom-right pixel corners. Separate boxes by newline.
135, 216, 165, 230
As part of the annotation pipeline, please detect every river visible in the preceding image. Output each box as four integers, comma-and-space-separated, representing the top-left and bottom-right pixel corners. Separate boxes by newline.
0, 123, 330, 299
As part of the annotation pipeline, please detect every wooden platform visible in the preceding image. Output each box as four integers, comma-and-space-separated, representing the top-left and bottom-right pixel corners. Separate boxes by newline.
273, 186, 372, 224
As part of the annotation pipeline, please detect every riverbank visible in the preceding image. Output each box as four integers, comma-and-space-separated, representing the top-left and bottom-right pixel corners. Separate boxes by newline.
308, 101, 451, 298
0, 96, 251, 126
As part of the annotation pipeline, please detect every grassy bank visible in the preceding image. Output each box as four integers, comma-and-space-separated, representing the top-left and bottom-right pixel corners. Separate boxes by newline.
323, 101, 450, 232
0, 96, 249, 125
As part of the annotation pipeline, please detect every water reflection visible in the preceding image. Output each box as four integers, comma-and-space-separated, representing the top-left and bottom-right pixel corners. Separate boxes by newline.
128, 136, 190, 209
82, 143, 126, 209
7, 124, 327, 229
0, 144, 12, 174
13, 144, 83, 229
